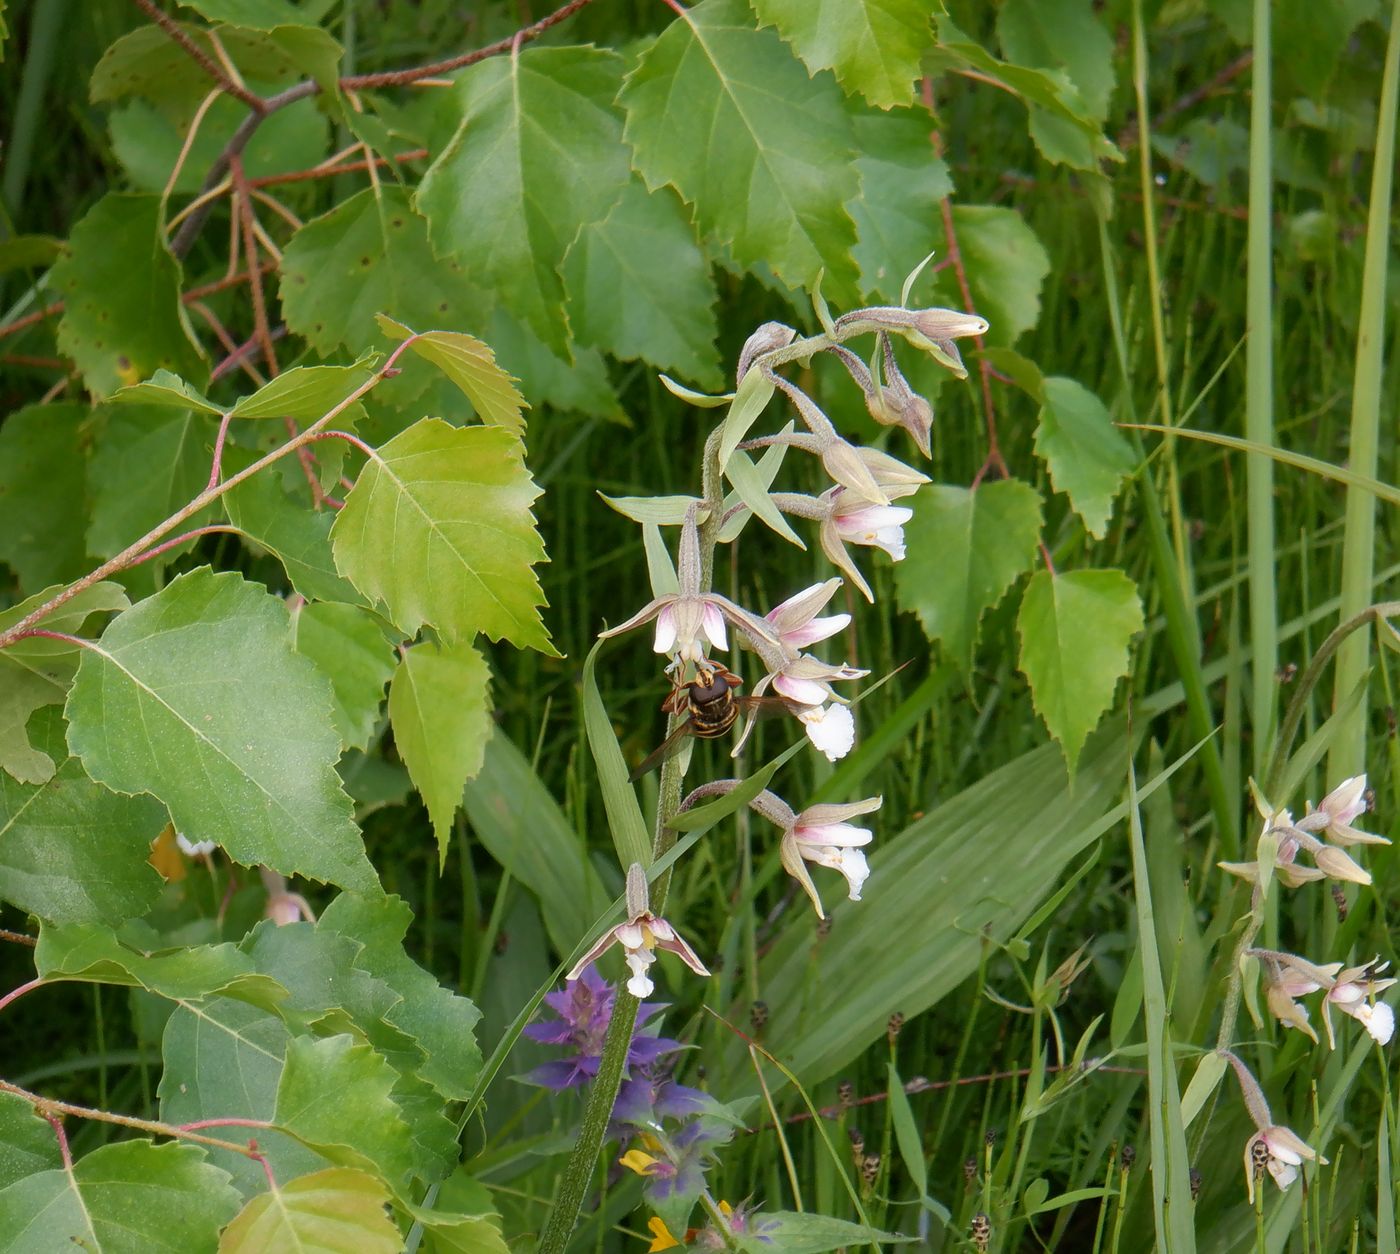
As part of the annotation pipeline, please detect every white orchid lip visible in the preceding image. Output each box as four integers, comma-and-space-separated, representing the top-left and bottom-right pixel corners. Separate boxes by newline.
799, 702, 855, 761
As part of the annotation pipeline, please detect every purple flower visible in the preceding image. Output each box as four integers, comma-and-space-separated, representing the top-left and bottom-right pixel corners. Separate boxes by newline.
519, 965, 680, 1092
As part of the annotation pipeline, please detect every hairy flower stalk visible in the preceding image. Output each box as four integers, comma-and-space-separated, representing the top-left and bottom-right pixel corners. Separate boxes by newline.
1221, 1050, 1327, 1204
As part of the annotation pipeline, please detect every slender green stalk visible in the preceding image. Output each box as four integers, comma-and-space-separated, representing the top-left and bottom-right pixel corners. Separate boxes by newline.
1245, 0, 1278, 776
1, 0, 69, 224
1328, 0, 1400, 780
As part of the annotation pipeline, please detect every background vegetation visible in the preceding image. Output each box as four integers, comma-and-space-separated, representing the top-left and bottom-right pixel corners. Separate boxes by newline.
0, 0, 1396, 1249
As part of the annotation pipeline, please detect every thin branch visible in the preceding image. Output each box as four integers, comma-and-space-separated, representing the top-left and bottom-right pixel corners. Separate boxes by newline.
130, 0, 265, 113
42, 1113, 73, 1169
0, 305, 63, 343
250, 148, 428, 188
339, 0, 600, 89
0, 930, 37, 948
127, 526, 244, 568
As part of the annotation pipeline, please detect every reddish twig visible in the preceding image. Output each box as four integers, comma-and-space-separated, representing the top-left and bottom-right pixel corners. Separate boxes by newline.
0, 304, 63, 343
0, 930, 37, 948
228, 157, 278, 378
0, 354, 67, 370
127, 526, 243, 568
340, 0, 599, 89
0, 977, 44, 1015
130, 0, 265, 113
250, 148, 429, 188
41, 1113, 73, 1169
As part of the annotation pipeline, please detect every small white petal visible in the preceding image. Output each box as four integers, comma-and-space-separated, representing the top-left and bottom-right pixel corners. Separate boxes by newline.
625, 950, 656, 998
795, 821, 873, 848
1267, 1159, 1299, 1191
653, 606, 678, 655
700, 602, 728, 651
800, 703, 855, 761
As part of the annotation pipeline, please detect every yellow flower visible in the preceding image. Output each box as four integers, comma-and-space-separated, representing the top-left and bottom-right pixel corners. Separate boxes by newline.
646, 1217, 681, 1251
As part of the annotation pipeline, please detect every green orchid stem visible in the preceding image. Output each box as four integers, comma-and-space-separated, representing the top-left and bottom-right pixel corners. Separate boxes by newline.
1263, 600, 1400, 799
540, 428, 728, 1252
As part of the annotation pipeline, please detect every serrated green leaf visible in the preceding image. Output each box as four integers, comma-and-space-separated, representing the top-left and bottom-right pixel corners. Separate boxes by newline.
0, 582, 129, 785
290, 602, 395, 751
110, 369, 223, 415
388, 639, 491, 866
0, 1141, 240, 1254
622, 0, 861, 299
274, 1035, 416, 1186
997, 0, 1115, 122
219, 1167, 400, 1254
1033, 376, 1137, 539
894, 480, 1043, 670
561, 179, 722, 389
931, 17, 1119, 170
281, 186, 481, 357
0, 707, 165, 924
330, 419, 555, 654
375, 317, 527, 435
581, 640, 651, 871
64, 568, 378, 892
228, 359, 376, 421
318, 894, 482, 1101
418, 46, 628, 353
37, 921, 290, 1009
750, 0, 932, 108
0, 403, 92, 592
483, 308, 623, 421
932, 204, 1050, 345
0, 1092, 62, 1189
415, 1206, 510, 1254
1017, 568, 1144, 773
848, 105, 954, 302
51, 194, 205, 397
223, 460, 364, 604
158, 999, 330, 1196
86, 406, 213, 567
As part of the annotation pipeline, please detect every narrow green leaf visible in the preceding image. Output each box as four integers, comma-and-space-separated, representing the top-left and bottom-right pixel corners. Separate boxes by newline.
0, 707, 165, 924
750, 1212, 914, 1251
330, 419, 555, 654
750, 0, 932, 108
64, 568, 378, 892
0, 1141, 240, 1253
227, 359, 377, 421
1033, 376, 1137, 539
642, 523, 680, 598
290, 602, 396, 752
561, 179, 722, 389
723, 446, 807, 548
715, 363, 776, 469
665, 740, 804, 834
375, 317, 527, 435
0, 403, 92, 592
389, 639, 492, 867
418, 46, 629, 353
51, 193, 205, 397
581, 640, 652, 871
886, 1061, 929, 1197
894, 480, 1043, 670
0, 583, 128, 785
219, 1166, 401, 1254
110, 368, 223, 415
1179, 1050, 1227, 1129
599, 495, 701, 527
281, 187, 481, 358
1016, 568, 1144, 774
621, 0, 861, 299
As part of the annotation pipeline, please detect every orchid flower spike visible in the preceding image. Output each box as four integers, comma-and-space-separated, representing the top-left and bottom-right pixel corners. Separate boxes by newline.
749, 790, 881, 916
818, 487, 915, 601
566, 864, 710, 999
1252, 948, 1342, 1043
1244, 1125, 1327, 1203
757, 367, 929, 506
599, 506, 778, 666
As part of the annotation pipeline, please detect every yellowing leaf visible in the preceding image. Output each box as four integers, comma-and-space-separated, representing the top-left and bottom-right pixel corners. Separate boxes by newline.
376, 317, 528, 435
330, 419, 556, 654
1017, 568, 1144, 773
218, 1167, 401, 1254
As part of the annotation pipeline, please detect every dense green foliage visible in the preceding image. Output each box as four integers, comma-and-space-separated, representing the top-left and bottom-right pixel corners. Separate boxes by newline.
0, 0, 1397, 1250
